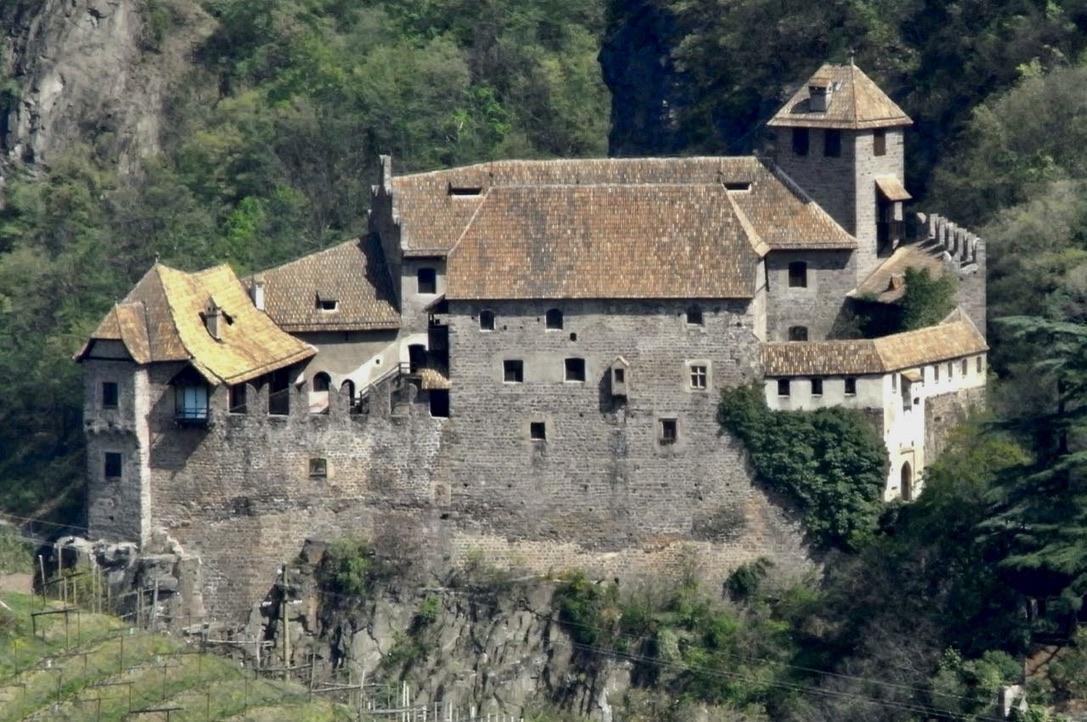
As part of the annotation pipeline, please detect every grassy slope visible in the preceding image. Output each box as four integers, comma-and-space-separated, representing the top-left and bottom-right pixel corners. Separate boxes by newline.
0, 591, 351, 721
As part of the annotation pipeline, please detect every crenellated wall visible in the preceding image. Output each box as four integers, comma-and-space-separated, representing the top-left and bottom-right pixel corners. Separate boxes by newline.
916, 212, 987, 332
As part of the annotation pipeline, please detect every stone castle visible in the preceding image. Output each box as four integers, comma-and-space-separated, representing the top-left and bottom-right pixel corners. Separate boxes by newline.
76, 63, 987, 621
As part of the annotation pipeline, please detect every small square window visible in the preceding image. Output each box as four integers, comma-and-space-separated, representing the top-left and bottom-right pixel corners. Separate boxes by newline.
792, 127, 809, 156
530, 422, 546, 441
309, 458, 327, 478
846, 377, 857, 396
686, 306, 703, 326
503, 360, 524, 383
564, 358, 586, 383
545, 309, 564, 330
417, 268, 437, 294
873, 129, 887, 157
229, 384, 247, 414
104, 452, 122, 480
811, 378, 823, 396
689, 364, 708, 390
777, 379, 790, 397
823, 129, 841, 157
659, 418, 678, 445
101, 382, 119, 409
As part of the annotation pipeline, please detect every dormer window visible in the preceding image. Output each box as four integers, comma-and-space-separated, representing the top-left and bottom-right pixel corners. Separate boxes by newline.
318, 298, 338, 311
809, 77, 833, 112
448, 184, 483, 197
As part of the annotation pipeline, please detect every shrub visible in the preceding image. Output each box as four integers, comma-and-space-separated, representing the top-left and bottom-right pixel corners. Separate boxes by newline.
718, 385, 888, 550
317, 537, 376, 598
901, 267, 958, 331
0, 525, 32, 575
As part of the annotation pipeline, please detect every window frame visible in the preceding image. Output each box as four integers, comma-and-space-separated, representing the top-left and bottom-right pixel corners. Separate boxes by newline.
689, 363, 708, 391
503, 359, 524, 384
104, 452, 123, 480
792, 127, 810, 156
873, 129, 887, 157
823, 129, 841, 158
564, 357, 586, 383
101, 381, 119, 409
417, 267, 437, 295
175, 383, 210, 425
308, 458, 328, 479
787, 261, 808, 288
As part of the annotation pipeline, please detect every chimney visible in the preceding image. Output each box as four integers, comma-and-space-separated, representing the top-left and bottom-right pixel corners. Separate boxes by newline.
205, 300, 222, 341
809, 75, 833, 113
251, 276, 266, 311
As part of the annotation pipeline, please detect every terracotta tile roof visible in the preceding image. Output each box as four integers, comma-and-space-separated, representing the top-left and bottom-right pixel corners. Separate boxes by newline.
445, 184, 763, 300
762, 315, 988, 376
79, 264, 314, 385
419, 368, 451, 390
767, 63, 912, 130
253, 236, 399, 332
388, 156, 855, 256
875, 176, 911, 202
852, 242, 947, 303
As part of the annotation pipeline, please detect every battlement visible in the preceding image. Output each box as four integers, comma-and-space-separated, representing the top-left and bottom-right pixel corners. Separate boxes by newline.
916, 212, 984, 270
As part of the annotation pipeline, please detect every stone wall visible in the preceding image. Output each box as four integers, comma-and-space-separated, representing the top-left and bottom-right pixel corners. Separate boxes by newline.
924, 384, 987, 461
764, 249, 856, 341
916, 212, 987, 333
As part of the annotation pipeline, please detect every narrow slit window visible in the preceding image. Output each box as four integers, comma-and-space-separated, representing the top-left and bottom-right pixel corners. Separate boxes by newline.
961, 359, 968, 376
873, 129, 887, 157
530, 422, 546, 441
977, 356, 984, 373
503, 359, 524, 383
101, 382, 119, 409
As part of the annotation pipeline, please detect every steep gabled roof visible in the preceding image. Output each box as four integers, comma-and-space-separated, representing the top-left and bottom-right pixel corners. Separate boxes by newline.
767, 63, 912, 130
762, 314, 988, 376
445, 184, 764, 300
78, 264, 314, 385
388, 156, 856, 257
253, 236, 399, 332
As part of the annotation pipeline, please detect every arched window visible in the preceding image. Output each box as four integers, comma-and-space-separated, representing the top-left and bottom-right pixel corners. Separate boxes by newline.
479, 309, 495, 331
901, 462, 913, 502
340, 380, 355, 401
788, 326, 808, 342
545, 308, 563, 330
788, 261, 808, 288
313, 372, 331, 392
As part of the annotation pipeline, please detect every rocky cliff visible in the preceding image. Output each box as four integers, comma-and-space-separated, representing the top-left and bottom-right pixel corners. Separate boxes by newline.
0, 0, 211, 176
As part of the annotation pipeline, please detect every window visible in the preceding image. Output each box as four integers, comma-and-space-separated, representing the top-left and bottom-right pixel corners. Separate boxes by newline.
614, 368, 625, 384
947, 362, 953, 379
317, 298, 338, 311
229, 384, 247, 414
503, 360, 524, 383
104, 452, 122, 480
788, 326, 809, 342
788, 261, 808, 288
892, 373, 898, 391
961, 359, 968, 376
689, 364, 708, 390
545, 308, 564, 330
564, 358, 586, 382
269, 368, 291, 416
417, 267, 437, 294
479, 309, 495, 331
175, 384, 209, 425
792, 127, 809, 156
873, 129, 886, 157
977, 355, 984, 373
659, 418, 678, 445
530, 422, 546, 441
429, 389, 450, 418
845, 377, 857, 396
101, 382, 118, 409
811, 378, 823, 396
309, 458, 327, 479
934, 364, 940, 382
777, 379, 791, 397
686, 306, 704, 326
313, 372, 331, 392
823, 129, 841, 157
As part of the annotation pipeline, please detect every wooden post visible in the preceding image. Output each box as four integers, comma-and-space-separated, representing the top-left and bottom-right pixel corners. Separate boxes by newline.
309, 649, 316, 701
151, 580, 159, 632
38, 555, 47, 606
281, 564, 290, 679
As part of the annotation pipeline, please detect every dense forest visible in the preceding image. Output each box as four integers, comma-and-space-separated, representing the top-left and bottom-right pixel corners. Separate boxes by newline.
5, 0, 1087, 718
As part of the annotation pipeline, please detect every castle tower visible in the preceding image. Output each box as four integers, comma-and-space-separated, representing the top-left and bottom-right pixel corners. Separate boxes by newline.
767, 62, 913, 283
